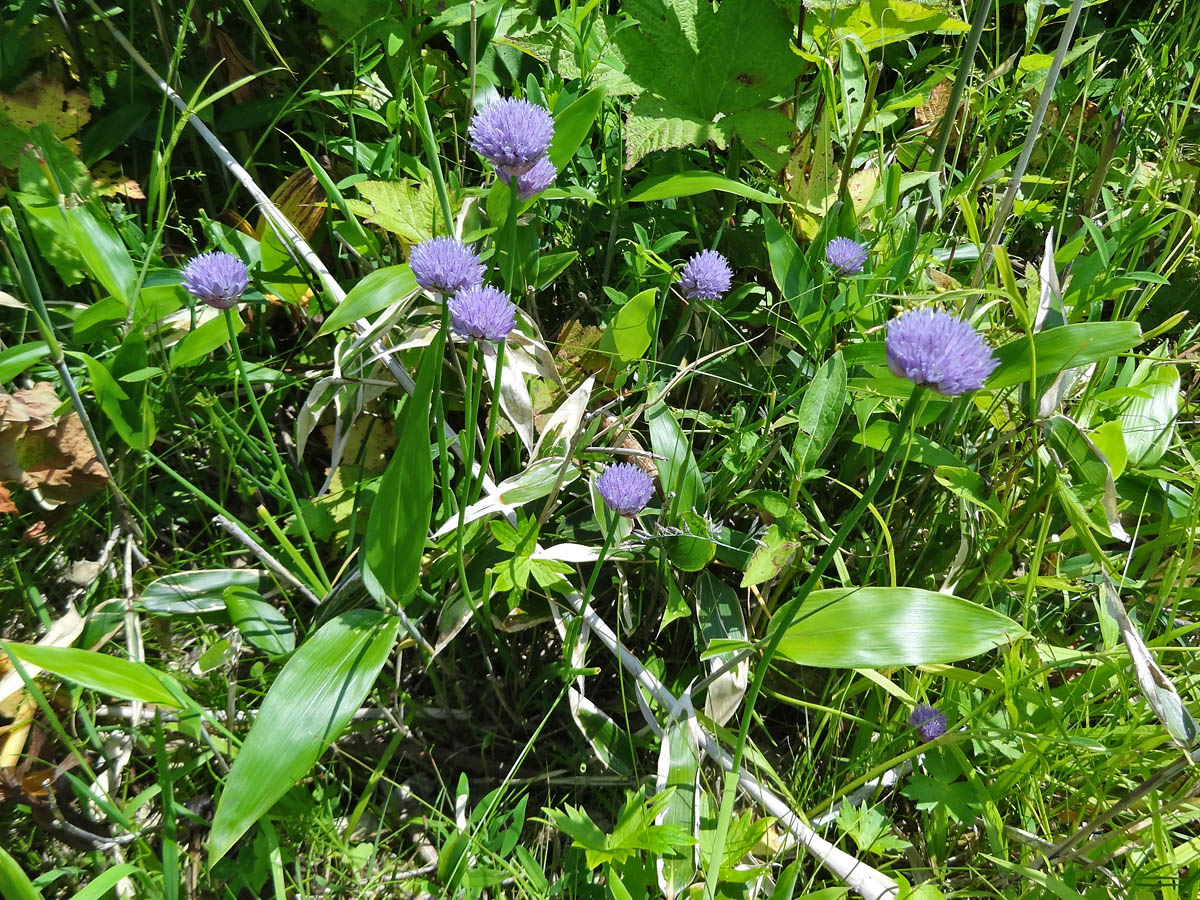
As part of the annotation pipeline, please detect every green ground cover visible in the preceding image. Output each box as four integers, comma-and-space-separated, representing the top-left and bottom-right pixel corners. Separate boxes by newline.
2, 0, 1200, 898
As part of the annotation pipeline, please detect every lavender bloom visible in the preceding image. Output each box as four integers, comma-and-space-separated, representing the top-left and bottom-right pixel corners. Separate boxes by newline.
596, 463, 654, 517
909, 704, 947, 742
825, 237, 868, 275
410, 237, 485, 295
499, 155, 558, 201
885, 308, 999, 396
448, 285, 516, 342
468, 97, 554, 177
181, 251, 249, 309
679, 249, 733, 301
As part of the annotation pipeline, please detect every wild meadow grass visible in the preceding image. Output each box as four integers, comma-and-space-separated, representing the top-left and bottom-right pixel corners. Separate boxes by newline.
1, 1, 1199, 898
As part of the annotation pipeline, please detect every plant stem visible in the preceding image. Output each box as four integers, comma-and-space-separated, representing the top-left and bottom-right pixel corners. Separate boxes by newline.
471, 338, 507, 504
702, 390, 923, 900
223, 309, 330, 592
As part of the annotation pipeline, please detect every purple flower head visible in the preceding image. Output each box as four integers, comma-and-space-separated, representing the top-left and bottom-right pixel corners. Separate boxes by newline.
448, 285, 516, 342
909, 704, 947, 742
596, 462, 654, 518
679, 250, 733, 301
181, 251, 249, 309
885, 308, 999, 396
499, 155, 558, 201
468, 98, 554, 177
825, 237, 869, 275
410, 237, 485, 295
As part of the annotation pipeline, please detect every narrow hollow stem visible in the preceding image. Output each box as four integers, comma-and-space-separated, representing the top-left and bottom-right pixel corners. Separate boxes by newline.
471, 338, 507, 505
223, 309, 330, 592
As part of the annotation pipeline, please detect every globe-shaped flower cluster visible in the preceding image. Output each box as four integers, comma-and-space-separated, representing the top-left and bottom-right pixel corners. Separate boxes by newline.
409, 237, 486, 295
910, 704, 947, 741
596, 463, 655, 517
825, 237, 868, 275
469, 98, 554, 177
885, 308, 999, 396
679, 250, 733, 301
499, 155, 558, 202
182, 251, 249, 309
448, 285, 517, 343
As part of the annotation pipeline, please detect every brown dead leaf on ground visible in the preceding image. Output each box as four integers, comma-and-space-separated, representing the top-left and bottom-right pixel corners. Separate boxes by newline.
0, 383, 108, 504
0, 485, 15, 515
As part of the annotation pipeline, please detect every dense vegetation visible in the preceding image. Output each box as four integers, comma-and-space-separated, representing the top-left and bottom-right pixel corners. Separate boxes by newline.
1, 0, 1199, 898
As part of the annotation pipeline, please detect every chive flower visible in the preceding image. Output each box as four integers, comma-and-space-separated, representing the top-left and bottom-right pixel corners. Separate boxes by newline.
468, 97, 554, 177
409, 237, 485, 295
679, 250, 733, 300
909, 704, 947, 742
499, 155, 558, 201
825, 237, 868, 275
885, 308, 999, 396
448, 285, 516, 343
596, 463, 654, 518
181, 251, 249, 309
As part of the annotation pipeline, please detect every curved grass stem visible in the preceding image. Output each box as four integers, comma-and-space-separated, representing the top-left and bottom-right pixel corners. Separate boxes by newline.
223, 309, 330, 593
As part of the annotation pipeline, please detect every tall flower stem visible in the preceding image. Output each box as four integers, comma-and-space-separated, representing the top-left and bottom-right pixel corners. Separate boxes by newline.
223, 309, 330, 593
701, 390, 923, 900
564, 517, 619, 651
470, 338, 507, 505
433, 297, 456, 518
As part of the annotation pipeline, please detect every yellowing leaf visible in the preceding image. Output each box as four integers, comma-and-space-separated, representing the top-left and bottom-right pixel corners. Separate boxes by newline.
0, 75, 91, 168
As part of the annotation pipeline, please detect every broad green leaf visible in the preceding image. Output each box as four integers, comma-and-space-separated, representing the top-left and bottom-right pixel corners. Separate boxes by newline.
549, 87, 606, 170
664, 511, 716, 572
988, 322, 1142, 390
792, 352, 847, 474
656, 696, 700, 899
68, 864, 142, 900
141, 568, 267, 615
65, 203, 137, 306
763, 206, 807, 308
0, 341, 49, 383
168, 312, 245, 369
599, 287, 657, 363
362, 330, 442, 603
773, 587, 1023, 667
226, 590, 296, 658
535, 251, 579, 290
614, 0, 803, 166
208, 609, 400, 862
1118, 359, 1179, 468
350, 178, 441, 244
697, 572, 747, 725
740, 524, 800, 588
626, 170, 779, 204
2, 643, 185, 707
625, 97, 723, 167
0, 845, 42, 900
804, 0, 969, 51
647, 401, 705, 516
933, 466, 1002, 521
72, 350, 151, 450
318, 264, 418, 336
853, 420, 965, 468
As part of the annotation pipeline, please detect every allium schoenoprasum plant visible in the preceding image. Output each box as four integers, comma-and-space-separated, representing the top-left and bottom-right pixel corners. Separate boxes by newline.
2, 1, 1200, 899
